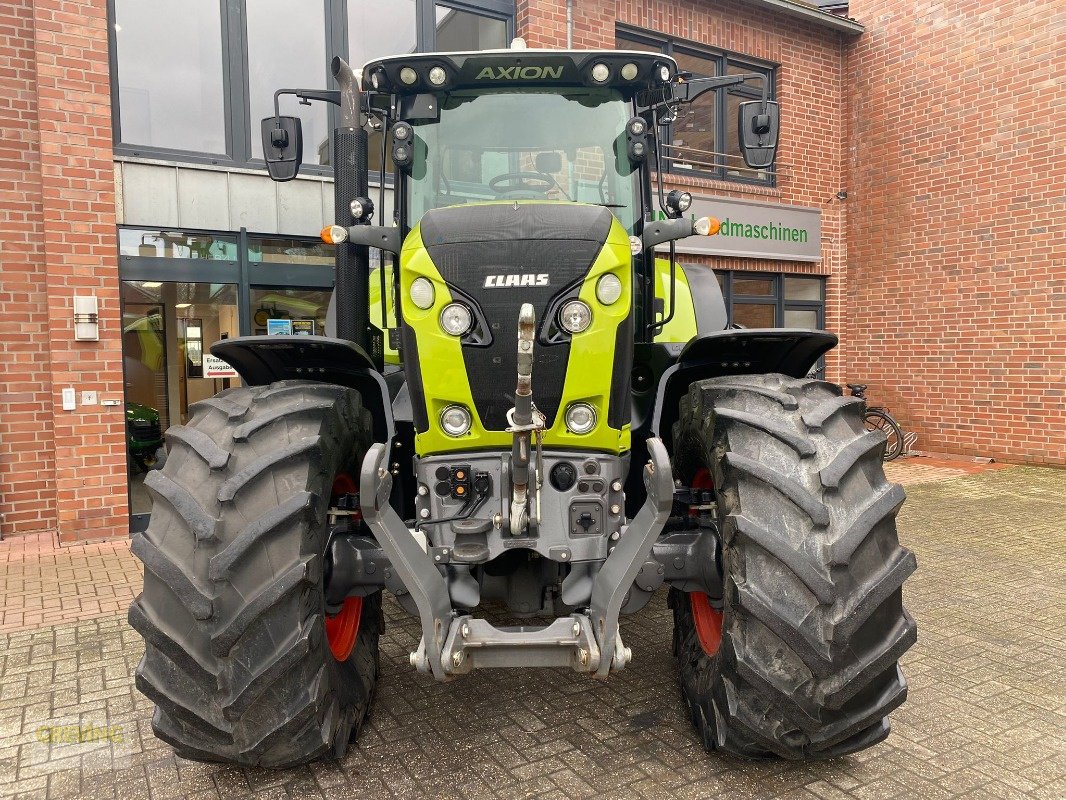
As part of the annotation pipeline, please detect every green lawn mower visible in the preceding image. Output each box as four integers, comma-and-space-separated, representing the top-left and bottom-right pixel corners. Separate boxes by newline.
129, 44, 915, 768
125, 401, 164, 474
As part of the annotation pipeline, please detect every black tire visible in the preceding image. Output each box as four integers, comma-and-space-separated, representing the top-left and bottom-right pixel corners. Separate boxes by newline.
128, 380, 382, 768
864, 409, 904, 461
670, 374, 917, 759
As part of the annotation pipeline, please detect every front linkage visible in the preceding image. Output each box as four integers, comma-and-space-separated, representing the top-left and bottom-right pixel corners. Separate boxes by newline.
359, 303, 676, 679
359, 436, 673, 678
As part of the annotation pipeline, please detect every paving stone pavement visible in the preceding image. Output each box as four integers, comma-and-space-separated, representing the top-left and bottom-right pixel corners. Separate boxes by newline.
0, 466, 1063, 799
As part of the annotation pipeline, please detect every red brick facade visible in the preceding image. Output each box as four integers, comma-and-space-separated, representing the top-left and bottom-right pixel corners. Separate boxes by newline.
0, 0, 1059, 541
845, 0, 1064, 465
0, 0, 127, 541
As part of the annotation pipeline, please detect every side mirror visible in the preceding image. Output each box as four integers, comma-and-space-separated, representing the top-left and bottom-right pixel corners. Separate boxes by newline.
737, 101, 779, 169
260, 116, 303, 181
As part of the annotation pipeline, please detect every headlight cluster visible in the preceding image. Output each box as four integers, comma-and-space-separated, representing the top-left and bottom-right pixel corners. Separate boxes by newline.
565, 403, 597, 435
439, 303, 473, 336
440, 405, 472, 437
377, 64, 450, 89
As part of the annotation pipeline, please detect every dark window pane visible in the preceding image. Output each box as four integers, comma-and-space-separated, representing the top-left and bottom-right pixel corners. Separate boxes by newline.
348, 0, 416, 64
119, 229, 237, 260
672, 49, 718, 79
435, 6, 507, 51
784, 308, 819, 329
669, 50, 717, 173
114, 0, 225, 153
715, 271, 726, 291
248, 0, 328, 164
250, 288, 331, 336
616, 37, 664, 54
784, 276, 822, 301
248, 238, 334, 266
733, 276, 774, 295
733, 303, 775, 328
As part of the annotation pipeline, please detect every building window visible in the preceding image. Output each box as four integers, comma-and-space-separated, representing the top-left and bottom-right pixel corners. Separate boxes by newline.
109, 0, 514, 171
617, 28, 776, 185
716, 272, 824, 328
112, 0, 226, 154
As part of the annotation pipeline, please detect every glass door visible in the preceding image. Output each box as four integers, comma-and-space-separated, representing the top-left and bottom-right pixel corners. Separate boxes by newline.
122, 280, 239, 525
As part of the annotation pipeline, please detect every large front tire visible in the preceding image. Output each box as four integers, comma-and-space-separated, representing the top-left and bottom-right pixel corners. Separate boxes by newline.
128, 380, 382, 768
671, 374, 917, 759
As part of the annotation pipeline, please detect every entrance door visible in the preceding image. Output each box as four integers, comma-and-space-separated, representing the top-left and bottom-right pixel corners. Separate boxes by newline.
121, 280, 239, 524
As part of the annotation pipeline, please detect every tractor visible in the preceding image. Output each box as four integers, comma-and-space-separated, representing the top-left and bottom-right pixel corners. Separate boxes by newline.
129, 42, 916, 767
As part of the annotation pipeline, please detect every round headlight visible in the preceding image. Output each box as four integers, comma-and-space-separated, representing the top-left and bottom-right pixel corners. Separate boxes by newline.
439, 303, 473, 336
440, 405, 472, 437
591, 63, 610, 83
428, 66, 447, 86
658, 64, 671, 82
399, 66, 418, 85
596, 274, 623, 305
559, 300, 592, 334
620, 62, 639, 81
370, 70, 382, 90
392, 122, 411, 141
627, 117, 647, 137
410, 277, 435, 310
565, 403, 597, 435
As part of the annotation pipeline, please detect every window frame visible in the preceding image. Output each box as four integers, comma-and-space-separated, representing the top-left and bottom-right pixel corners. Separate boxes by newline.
715, 271, 825, 329
107, 0, 514, 174
617, 25, 777, 187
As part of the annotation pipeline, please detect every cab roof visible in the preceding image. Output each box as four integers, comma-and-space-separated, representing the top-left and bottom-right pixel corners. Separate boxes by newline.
361, 50, 679, 97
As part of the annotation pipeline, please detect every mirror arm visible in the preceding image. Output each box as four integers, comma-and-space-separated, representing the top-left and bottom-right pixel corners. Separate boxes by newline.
672, 73, 770, 109
272, 88, 341, 118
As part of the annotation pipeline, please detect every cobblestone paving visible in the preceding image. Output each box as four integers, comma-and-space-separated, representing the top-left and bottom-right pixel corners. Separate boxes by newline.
0, 467, 1063, 799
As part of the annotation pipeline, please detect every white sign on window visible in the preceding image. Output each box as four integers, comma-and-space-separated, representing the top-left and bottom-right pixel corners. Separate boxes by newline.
204, 354, 239, 379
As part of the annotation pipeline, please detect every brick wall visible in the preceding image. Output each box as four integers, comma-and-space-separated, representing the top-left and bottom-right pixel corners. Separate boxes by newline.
846, 0, 1065, 464
520, 1, 851, 379
0, 0, 128, 540
0, 0, 56, 535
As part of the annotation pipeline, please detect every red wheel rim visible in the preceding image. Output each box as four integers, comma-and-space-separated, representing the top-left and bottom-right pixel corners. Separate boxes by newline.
325, 472, 362, 660
325, 596, 363, 660
690, 591, 723, 656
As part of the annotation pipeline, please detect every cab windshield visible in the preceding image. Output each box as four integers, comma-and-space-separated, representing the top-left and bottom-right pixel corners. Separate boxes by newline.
407, 87, 638, 232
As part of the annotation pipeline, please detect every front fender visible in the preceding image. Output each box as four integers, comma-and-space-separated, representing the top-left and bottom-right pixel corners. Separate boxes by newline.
624, 329, 836, 515
650, 329, 837, 447
211, 335, 394, 443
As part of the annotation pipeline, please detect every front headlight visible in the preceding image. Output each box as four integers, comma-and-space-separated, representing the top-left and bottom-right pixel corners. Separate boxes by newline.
410, 277, 435, 310
559, 300, 592, 333
596, 274, 623, 305
439, 303, 473, 336
440, 405, 472, 436
564, 403, 597, 435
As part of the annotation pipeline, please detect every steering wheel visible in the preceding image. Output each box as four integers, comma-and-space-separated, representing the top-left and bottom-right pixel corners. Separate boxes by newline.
488, 171, 555, 196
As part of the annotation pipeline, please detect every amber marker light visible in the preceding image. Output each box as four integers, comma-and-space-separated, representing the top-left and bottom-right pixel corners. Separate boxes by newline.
320, 224, 348, 244
694, 216, 722, 236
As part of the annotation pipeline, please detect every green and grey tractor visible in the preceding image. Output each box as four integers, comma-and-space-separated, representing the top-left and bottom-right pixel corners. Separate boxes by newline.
129, 43, 916, 767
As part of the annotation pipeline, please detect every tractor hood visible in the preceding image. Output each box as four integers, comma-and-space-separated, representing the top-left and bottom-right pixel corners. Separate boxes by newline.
398, 201, 634, 456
